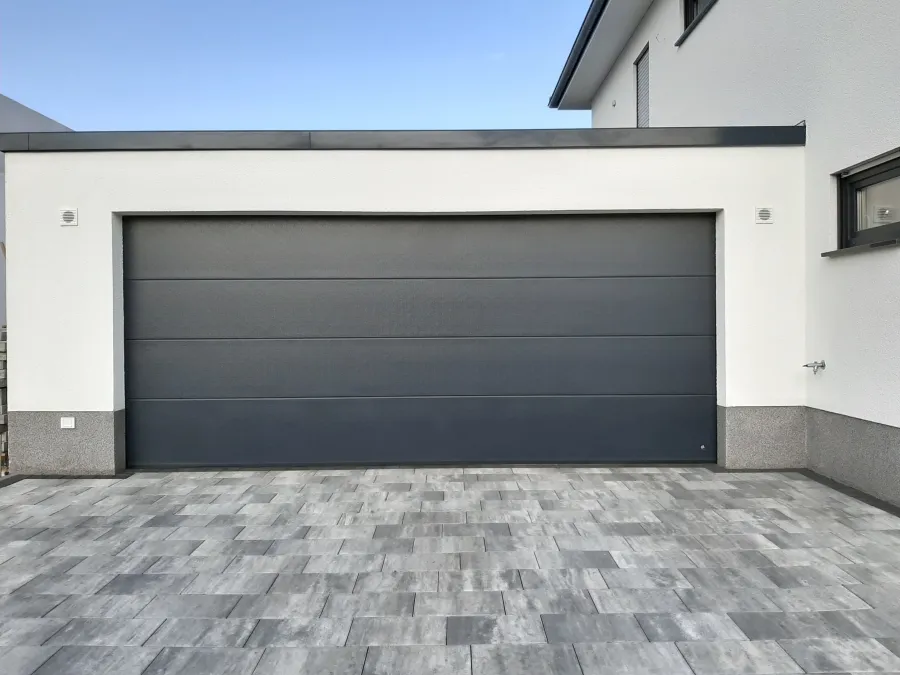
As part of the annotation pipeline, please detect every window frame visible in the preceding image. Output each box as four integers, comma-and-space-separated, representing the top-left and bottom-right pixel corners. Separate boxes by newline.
839, 155, 900, 249
634, 44, 650, 129
676, 0, 719, 47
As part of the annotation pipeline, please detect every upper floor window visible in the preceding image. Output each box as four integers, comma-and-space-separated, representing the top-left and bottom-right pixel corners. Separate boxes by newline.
684, 0, 716, 28
635, 45, 650, 128
839, 153, 900, 249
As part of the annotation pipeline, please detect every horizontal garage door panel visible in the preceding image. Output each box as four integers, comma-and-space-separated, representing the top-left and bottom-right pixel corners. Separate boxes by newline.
126, 336, 715, 399
127, 396, 716, 468
125, 215, 715, 280
125, 277, 715, 339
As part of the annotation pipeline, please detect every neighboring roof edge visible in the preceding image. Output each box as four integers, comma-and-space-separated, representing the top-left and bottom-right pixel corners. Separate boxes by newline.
549, 0, 611, 109
0, 127, 806, 153
0, 94, 72, 133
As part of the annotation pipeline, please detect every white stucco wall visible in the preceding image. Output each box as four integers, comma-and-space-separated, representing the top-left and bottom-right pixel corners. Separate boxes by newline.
589, 0, 900, 429
5, 146, 805, 414
0, 95, 70, 324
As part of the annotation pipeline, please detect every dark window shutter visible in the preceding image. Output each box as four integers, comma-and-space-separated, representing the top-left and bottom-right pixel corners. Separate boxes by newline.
636, 49, 650, 128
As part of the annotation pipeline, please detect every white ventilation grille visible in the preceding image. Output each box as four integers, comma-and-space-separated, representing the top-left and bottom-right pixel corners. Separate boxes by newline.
874, 206, 896, 225
60, 208, 78, 226
755, 207, 774, 224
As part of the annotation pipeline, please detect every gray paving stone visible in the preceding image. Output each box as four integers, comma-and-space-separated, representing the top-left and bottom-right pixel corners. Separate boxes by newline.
600, 568, 692, 589
97, 573, 197, 595
354, 571, 439, 593
16, 573, 116, 595
503, 589, 597, 615
762, 547, 854, 566
363, 645, 471, 675
228, 593, 328, 619
574, 641, 694, 675
32, 646, 161, 675
44, 618, 164, 646
472, 644, 583, 675
253, 647, 368, 675
439, 570, 521, 592
484, 536, 558, 551
590, 589, 689, 613
346, 616, 446, 646
780, 637, 900, 672
138, 594, 242, 618
684, 549, 772, 568
0, 594, 68, 617
323, 592, 415, 617
270, 573, 358, 594
3, 647, 59, 675
304, 554, 385, 574
383, 553, 460, 571
413, 536, 485, 553
144, 555, 235, 574
610, 551, 696, 568
519, 568, 609, 591
444, 524, 511, 537
340, 538, 413, 554
766, 585, 873, 611
0, 618, 68, 645
144, 618, 258, 647
374, 525, 442, 538
448, 615, 545, 644
535, 550, 617, 569
182, 573, 278, 595
679, 566, 779, 589
414, 591, 505, 616
460, 551, 538, 570
553, 535, 631, 551
48, 595, 154, 619
66, 556, 158, 575
266, 538, 343, 555
246, 618, 353, 647
676, 640, 802, 674
636, 612, 747, 641
221, 555, 310, 574
542, 613, 645, 643
140, 647, 263, 675
839, 563, 900, 585
677, 587, 783, 611
847, 583, 900, 608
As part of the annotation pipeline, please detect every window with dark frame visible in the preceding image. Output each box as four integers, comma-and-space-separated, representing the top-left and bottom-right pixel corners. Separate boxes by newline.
684, 0, 716, 28
839, 154, 900, 249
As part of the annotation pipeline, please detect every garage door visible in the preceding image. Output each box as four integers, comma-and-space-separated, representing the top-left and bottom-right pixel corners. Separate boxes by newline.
124, 215, 716, 467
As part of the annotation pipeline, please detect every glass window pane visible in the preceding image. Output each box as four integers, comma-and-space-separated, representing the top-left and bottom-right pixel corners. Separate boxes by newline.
857, 175, 900, 230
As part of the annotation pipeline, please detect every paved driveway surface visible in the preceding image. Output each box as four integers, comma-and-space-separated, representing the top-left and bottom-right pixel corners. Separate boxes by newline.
1, 466, 900, 674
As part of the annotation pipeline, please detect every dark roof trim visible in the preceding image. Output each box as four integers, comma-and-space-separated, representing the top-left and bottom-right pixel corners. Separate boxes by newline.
549, 0, 611, 109
0, 127, 806, 153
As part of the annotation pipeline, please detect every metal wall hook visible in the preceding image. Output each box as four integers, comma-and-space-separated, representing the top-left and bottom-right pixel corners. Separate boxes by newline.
803, 360, 826, 374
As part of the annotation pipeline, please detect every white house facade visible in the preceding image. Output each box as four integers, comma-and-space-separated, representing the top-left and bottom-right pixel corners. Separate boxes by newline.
552, 0, 900, 504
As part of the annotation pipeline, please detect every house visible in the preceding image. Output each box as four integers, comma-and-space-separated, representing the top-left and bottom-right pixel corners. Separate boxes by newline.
0, 95, 70, 323
0, 3, 895, 510
549, 0, 900, 505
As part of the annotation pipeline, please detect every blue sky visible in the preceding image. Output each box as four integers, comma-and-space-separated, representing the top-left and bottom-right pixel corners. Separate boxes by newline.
0, 1, 591, 131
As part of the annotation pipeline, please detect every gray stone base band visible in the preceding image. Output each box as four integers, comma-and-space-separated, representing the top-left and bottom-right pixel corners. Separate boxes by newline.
717, 405, 808, 469
808, 407, 900, 509
9, 410, 125, 476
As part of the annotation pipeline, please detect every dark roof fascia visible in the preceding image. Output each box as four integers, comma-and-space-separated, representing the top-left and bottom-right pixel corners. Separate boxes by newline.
0, 127, 806, 153
549, 0, 611, 109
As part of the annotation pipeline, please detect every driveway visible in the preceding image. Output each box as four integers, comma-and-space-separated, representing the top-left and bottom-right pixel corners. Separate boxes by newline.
1, 466, 900, 674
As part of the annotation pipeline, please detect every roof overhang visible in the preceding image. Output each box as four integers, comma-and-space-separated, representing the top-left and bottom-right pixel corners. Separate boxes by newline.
550, 0, 654, 110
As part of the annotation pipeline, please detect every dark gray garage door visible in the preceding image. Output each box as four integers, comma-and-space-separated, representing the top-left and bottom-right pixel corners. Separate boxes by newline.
124, 214, 715, 468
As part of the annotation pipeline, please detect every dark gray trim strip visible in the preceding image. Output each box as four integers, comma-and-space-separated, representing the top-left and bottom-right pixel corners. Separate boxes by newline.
674, 0, 720, 47
0, 126, 806, 153
549, 0, 611, 109
821, 238, 900, 258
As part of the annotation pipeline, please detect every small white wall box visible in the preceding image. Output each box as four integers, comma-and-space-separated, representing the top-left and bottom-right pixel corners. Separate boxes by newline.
59, 208, 78, 226
60, 416, 76, 429
755, 207, 774, 224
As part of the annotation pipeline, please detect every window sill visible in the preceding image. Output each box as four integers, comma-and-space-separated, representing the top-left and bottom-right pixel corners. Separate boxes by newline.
675, 0, 719, 47
821, 238, 900, 258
